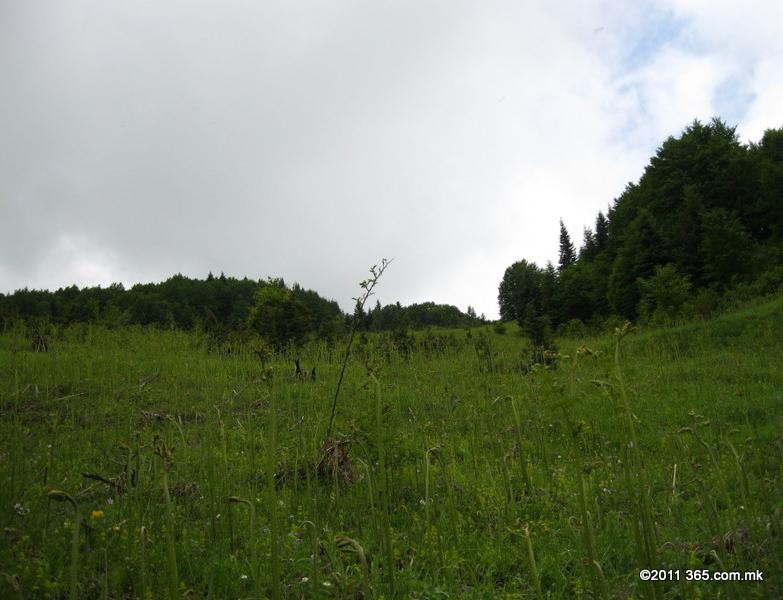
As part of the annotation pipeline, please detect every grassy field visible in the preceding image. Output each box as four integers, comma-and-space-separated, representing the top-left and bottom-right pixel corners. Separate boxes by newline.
1, 297, 782, 599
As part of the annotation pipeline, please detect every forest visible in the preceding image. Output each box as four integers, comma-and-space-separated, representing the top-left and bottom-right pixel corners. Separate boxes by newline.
499, 119, 783, 343
0, 272, 480, 345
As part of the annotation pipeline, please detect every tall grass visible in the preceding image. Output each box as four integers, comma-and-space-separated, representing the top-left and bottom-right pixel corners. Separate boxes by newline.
46, 490, 80, 600
0, 296, 781, 597
154, 437, 180, 600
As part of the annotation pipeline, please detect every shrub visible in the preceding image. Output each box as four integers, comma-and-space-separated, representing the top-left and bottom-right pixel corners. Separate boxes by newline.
247, 282, 311, 350
557, 318, 587, 339
637, 264, 692, 323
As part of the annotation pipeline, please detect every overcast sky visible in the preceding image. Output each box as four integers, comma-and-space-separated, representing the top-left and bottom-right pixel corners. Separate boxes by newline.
2, 1, 782, 318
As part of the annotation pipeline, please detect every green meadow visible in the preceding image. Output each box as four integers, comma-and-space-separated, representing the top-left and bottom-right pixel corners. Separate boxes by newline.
1, 297, 782, 599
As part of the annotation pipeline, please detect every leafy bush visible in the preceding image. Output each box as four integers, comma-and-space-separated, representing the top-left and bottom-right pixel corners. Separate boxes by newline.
637, 264, 693, 323
247, 282, 311, 349
683, 287, 722, 320
557, 318, 587, 339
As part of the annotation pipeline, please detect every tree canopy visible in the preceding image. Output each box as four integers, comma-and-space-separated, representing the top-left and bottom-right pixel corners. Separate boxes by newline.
499, 119, 783, 328
0, 273, 480, 338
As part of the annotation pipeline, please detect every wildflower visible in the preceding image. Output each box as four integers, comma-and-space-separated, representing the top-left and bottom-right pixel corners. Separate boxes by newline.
300, 577, 309, 584
91, 510, 105, 520
14, 503, 29, 516
240, 574, 248, 580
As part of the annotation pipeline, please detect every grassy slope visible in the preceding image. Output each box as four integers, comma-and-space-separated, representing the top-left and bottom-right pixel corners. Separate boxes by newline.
1, 297, 781, 598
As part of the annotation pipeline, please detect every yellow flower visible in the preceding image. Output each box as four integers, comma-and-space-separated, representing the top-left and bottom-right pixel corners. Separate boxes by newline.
91, 510, 105, 520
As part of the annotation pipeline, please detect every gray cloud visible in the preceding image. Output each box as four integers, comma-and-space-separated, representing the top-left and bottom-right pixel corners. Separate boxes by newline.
2, 1, 782, 318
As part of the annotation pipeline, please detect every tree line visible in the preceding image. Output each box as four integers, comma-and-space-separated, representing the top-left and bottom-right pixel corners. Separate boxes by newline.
353, 299, 483, 332
499, 119, 783, 344
0, 272, 480, 347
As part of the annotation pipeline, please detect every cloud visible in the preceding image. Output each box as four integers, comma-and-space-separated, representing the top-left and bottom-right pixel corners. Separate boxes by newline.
1, 1, 781, 318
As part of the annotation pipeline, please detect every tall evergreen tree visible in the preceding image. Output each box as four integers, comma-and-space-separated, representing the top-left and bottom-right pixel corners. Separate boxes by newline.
541, 262, 558, 309
580, 227, 597, 260
558, 219, 576, 272
594, 211, 609, 251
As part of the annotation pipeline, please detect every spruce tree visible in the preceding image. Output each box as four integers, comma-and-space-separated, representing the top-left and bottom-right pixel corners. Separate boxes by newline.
594, 212, 609, 251
558, 219, 576, 272
580, 227, 597, 260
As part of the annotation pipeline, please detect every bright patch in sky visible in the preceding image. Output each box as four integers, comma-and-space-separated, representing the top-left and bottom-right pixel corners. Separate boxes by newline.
622, 11, 686, 70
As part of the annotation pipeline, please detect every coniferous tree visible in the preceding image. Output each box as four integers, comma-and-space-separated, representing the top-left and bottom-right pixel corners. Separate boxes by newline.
522, 301, 551, 348
580, 227, 597, 260
594, 212, 609, 252
558, 219, 576, 272
541, 262, 558, 316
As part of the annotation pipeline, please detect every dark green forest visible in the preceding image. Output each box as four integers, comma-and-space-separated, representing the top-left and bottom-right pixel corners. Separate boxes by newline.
499, 119, 783, 342
0, 271, 479, 344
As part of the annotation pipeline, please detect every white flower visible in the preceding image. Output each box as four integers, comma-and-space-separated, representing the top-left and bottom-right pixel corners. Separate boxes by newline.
240, 574, 248, 580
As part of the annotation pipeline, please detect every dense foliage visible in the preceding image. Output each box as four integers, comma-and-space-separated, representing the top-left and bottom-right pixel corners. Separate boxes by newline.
499, 119, 783, 336
247, 281, 313, 349
0, 273, 479, 341
0, 273, 263, 330
354, 300, 482, 331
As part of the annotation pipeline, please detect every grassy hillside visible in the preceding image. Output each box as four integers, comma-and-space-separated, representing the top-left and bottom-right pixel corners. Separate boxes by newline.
1, 297, 782, 598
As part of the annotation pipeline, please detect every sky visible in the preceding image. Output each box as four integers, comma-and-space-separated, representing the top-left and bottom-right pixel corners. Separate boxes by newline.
1, 1, 782, 319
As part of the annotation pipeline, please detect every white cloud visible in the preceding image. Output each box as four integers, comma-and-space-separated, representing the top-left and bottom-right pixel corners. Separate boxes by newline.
30, 235, 123, 291
1, 0, 781, 317
738, 59, 783, 141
